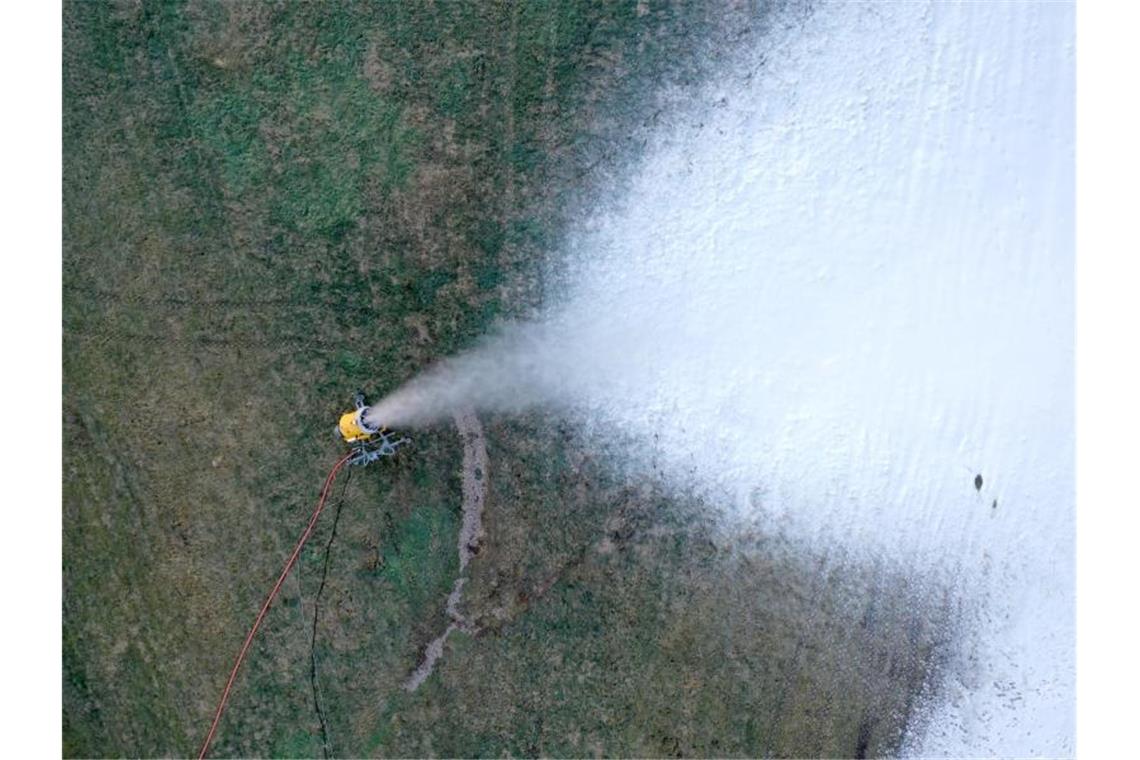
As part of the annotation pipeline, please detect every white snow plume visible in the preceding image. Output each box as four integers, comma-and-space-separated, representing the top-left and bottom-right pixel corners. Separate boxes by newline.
557, 3, 1074, 755
371, 1, 1074, 754
362, 319, 579, 430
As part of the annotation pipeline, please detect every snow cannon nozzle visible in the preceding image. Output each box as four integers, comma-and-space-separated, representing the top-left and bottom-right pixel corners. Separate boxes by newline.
337, 392, 411, 466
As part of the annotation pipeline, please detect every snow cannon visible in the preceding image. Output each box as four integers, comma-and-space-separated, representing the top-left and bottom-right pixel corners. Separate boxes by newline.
336, 391, 411, 466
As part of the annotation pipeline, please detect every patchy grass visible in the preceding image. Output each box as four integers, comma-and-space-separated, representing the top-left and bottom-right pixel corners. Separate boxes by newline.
63, 1, 951, 757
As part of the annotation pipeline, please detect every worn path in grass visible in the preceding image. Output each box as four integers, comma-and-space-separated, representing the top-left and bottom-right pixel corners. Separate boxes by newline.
404, 407, 487, 692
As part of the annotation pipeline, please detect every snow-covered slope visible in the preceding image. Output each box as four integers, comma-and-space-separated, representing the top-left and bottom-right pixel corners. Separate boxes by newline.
556, 2, 1074, 754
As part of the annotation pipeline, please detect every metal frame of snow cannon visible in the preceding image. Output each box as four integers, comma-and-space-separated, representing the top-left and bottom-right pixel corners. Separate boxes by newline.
337, 391, 411, 466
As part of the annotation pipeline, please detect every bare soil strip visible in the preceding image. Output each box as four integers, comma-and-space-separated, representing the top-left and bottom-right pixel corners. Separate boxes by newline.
404, 409, 487, 691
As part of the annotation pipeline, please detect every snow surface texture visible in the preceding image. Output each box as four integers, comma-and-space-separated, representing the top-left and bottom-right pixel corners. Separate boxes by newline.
371, 1, 1074, 754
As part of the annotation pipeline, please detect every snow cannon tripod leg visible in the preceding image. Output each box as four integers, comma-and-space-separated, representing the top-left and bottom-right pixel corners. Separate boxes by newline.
377, 436, 411, 457
348, 432, 412, 467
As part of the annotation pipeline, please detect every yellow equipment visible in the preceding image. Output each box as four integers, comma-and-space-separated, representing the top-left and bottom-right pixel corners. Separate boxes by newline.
336, 391, 410, 465
338, 408, 378, 443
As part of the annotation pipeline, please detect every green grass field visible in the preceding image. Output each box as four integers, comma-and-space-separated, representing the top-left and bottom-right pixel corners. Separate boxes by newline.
63, 2, 952, 756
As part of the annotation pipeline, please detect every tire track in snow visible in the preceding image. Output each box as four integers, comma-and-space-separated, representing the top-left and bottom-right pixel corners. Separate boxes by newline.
404, 408, 487, 691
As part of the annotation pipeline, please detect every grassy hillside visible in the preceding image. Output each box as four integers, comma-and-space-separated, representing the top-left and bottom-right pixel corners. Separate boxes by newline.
63, 1, 952, 756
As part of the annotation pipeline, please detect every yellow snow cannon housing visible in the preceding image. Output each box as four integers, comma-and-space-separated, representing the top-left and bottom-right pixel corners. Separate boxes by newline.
338, 408, 380, 443
337, 392, 411, 466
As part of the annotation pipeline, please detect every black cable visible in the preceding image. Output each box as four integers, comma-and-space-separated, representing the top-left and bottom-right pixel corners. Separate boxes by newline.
309, 466, 353, 759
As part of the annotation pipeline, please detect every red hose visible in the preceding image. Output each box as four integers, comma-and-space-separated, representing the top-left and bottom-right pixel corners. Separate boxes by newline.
198, 452, 354, 759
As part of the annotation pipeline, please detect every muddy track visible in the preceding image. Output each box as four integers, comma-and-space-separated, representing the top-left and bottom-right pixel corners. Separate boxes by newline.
404, 407, 487, 691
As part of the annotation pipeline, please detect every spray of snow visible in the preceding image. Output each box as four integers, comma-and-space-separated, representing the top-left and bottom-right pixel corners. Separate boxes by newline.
371, 1, 1074, 754
364, 321, 577, 429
